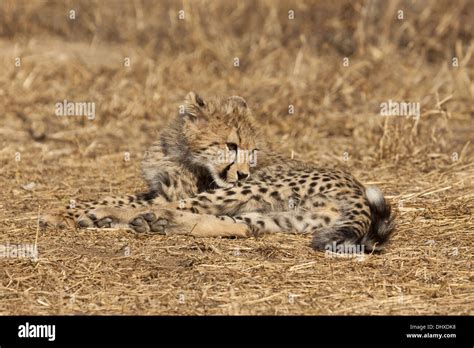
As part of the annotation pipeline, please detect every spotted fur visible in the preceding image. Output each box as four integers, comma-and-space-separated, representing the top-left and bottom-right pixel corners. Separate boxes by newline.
42, 92, 395, 252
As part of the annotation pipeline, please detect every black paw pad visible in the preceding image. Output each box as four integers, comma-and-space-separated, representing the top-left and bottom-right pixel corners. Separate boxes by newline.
150, 218, 168, 234
143, 213, 156, 222
96, 217, 113, 228
130, 217, 148, 233
87, 213, 98, 221
77, 218, 92, 228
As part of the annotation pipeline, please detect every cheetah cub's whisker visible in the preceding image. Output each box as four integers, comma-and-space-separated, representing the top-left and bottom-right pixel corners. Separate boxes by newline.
41, 92, 396, 252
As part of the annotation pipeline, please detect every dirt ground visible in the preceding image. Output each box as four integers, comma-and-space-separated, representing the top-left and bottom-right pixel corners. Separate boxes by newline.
0, 0, 473, 315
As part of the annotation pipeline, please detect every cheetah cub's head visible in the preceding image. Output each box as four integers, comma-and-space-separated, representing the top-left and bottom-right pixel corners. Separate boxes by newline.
181, 91, 260, 188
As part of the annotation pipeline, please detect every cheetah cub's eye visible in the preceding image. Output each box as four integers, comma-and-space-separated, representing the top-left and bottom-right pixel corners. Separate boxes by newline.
226, 143, 238, 152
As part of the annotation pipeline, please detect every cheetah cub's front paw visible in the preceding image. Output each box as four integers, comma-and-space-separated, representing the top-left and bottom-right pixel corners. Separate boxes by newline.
77, 207, 140, 229
129, 212, 170, 234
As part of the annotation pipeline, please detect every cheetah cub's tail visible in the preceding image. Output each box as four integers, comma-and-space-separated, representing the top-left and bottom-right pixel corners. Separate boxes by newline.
361, 186, 396, 252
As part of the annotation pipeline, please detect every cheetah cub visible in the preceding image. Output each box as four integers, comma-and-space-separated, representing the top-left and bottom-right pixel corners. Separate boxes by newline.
43, 92, 395, 252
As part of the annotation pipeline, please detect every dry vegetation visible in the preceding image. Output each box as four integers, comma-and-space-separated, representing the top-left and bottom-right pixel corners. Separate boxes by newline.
0, 0, 473, 315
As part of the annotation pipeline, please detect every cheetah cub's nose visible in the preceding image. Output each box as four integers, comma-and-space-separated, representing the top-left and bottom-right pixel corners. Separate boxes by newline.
237, 171, 250, 181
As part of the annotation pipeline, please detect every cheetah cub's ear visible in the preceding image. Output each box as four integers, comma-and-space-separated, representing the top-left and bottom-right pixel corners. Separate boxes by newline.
184, 91, 207, 122
227, 96, 247, 108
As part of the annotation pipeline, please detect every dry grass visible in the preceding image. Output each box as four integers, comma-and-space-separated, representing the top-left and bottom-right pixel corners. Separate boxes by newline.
0, 0, 473, 315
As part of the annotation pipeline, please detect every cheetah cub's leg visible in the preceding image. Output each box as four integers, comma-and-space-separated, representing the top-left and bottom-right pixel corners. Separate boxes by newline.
69, 198, 250, 237
73, 195, 170, 228
128, 209, 250, 238
233, 209, 340, 236
40, 194, 167, 229
230, 195, 342, 237
75, 206, 150, 228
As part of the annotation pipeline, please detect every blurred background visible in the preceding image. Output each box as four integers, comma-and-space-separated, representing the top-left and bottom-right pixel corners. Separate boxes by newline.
1, 0, 472, 164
